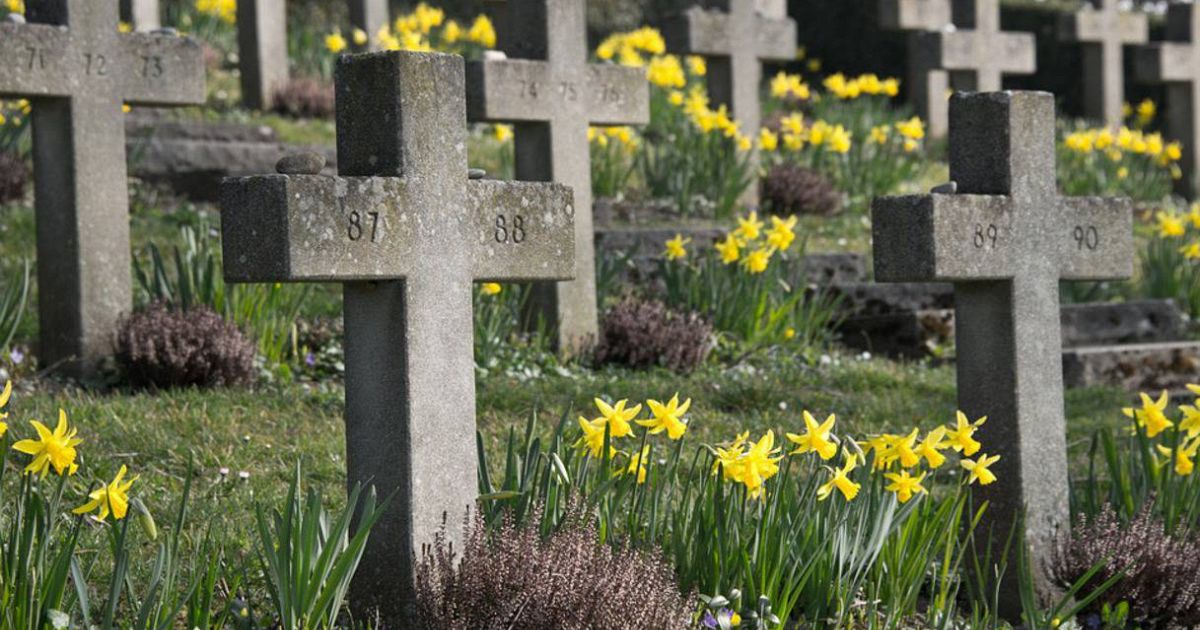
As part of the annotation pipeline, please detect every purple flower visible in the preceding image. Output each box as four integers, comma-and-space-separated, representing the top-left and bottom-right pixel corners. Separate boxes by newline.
702, 611, 718, 628
304, 352, 316, 367
9, 348, 23, 365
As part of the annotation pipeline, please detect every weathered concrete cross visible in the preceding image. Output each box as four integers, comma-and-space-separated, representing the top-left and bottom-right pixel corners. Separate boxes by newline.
663, 0, 796, 207
0, 0, 204, 375
915, 0, 1034, 94
879, 0, 954, 138
119, 0, 160, 31
236, 0, 288, 110
220, 51, 575, 621
466, 0, 648, 351
1058, 0, 1148, 127
872, 91, 1133, 614
1134, 2, 1200, 197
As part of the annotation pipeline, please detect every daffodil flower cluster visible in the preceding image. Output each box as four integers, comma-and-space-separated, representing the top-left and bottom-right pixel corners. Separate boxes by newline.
764, 112, 853, 156
822, 73, 900, 101
575, 394, 693, 483
194, 0, 236, 24
0, 381, 139, 522
0, 99, 30, 128
1123, 387, 1200, 477
596, 27, 668, 68
665, 210, 797, 273
3, 0, 22, 16
326, 5, 496, 55
588, 126, 640, 152
1153, 203, 1200, 261
1121, 98, 1158, 130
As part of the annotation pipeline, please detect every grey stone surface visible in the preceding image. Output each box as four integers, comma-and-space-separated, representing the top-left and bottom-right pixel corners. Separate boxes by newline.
872, 91, 1134, 616
838, 308, 955, 358
914, 0, 1035, 96
1061, 299, 1183, 347
1134, 3, 1199, 197
237, 0, 288, 110
466, 0, 649, 353
220, 51, 574, 622
349, 0, 388, 49
878, 0, 953, 137
119, 0, 160, 31
662, 0, 796, 207
125, 119, 336, 200
275, 151, 325, 175
0, 0, 204, 376
1058, 0, 1148, 127
827, 282, 954, 317
1063, 340, 1200, 392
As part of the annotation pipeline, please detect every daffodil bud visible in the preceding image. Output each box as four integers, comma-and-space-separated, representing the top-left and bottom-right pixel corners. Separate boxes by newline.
132, 498, 157, 541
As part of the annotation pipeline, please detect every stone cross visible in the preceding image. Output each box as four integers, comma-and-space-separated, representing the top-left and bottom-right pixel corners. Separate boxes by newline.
349, 0, 388, 50
466, 0, 648, 351
119, 0, 160, 31
0, 0, 204, 376
872, 91, 1133, 615
1134, 2, 1200, 197
662, 0, 796, 207
879, 0, 953, 137
1058, 0, 1148, 127
220, 51, 575, 621
237, 0, 288, 109
915, 0, 1035, 93
756, 0, 787, 19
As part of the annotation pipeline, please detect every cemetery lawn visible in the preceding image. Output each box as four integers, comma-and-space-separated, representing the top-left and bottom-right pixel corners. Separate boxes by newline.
7, 359, 1128, 555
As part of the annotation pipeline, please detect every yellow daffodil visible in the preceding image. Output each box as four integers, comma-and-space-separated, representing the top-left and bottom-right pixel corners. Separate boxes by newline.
1180, 402, 1200, 438
646, 54, 686, 88
741, 247, 773, 274
913, 426, 948, 468
712, 431, 749, 478
735, 211, 763, 241
759, 128, 779, 152
1180, 242, 1200, 260
766, 215, 797, 251
884, 469, 927, 503
869, 125, 889, 145
638, 394, 691, 440
1157, 211, 1186, 238
494, 124, 513, 142
715, 233, 741, 264
594, 398, 641, 438
1122, 390, 1174, 438
961, 453, 1001, 486
0, 379, 11, 438
73, 465, 137, 521
1156, 438, 1198, 476
576, 417, 610, 458
736, 430, 783, 499
325, 31, 348, 53
1136, 98, 1155, 124
5, 0, 24, 14
664, 234, 691, 261
817, 451, 861, 501
467, 14, 496, 48
895, 116, 925, 141
945, 411, 985, 456
481, 282, 502, 296
686, 55, 706, 76
892, 428, 921, 468
353, 28, 369, 46
12, 409, 82, 477
786, 410, 838, 460
625, 445, 651, 483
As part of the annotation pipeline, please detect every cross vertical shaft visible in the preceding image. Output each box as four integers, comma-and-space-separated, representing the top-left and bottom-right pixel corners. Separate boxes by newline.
237, 0, 288, 109
1058, 0, 1148, 126
348, 0, 388, 49
879, 0, 954, 137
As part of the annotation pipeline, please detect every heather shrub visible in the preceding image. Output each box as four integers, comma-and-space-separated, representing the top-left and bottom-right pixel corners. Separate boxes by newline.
271, 77, 335, 118
414, 505, 694, 629
760, 163, 841, 216
115, 301, 256, 389
0, 151, 29, 204
1052, 502, 1200, 629
593, 297, 713, 373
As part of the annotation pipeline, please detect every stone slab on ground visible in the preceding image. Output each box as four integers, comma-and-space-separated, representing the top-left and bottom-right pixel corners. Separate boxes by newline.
825, 282, 954, 317
1063, 341, 1200, 392
125, 119, 336, 200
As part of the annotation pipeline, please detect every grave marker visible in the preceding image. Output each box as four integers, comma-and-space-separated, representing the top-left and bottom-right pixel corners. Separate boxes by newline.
662, 0, 796, 207
119, 0, 160, 31
220, 50, 575, 621
872, 91, 1133, 614
466, 0, 648, 351
0, 0, 204, 375
879, 0, 953, 137
914, 0, 1035, 93
1058, 0, 1148, 127
236, 0, 288, 110
349, 0, 388, 50
1134, 2, 1200, 197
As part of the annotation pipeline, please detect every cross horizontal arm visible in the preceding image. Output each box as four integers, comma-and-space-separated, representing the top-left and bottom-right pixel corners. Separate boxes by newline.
663, 8, 731, 56
756, 15, 797, 60
1060, 11, 1147, 44
1057, 196, 1134, 281
118, 34, 205, 105
1134, 43, 1195, 83
879, 0, 952, 31
922, 31, 1036, 74
0, 23, 73, 97
468, 179, 575, 281
872, 193, 1018, 282
466, 60, 648, 126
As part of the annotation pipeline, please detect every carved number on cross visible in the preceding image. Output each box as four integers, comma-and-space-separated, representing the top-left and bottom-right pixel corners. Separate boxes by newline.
84, 53, 109, 76
348, 211, 380, 243
25, 47, 45, 71
1074, 225, 1100, 250
140, 56, 165, 79
494, 214, 526, 244
972, 224, 999, 249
